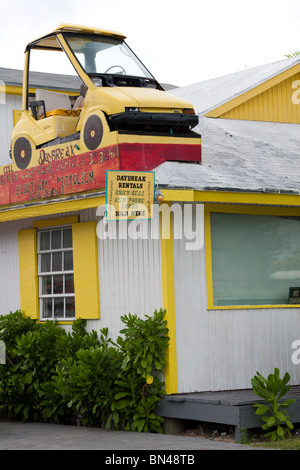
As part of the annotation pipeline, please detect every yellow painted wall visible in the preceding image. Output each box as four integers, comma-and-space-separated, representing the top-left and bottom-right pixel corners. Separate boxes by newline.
219, 72, 300, 123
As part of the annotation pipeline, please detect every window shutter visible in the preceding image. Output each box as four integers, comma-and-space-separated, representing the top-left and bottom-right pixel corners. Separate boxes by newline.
72, 221, 100, 319
18, 229, 39, 319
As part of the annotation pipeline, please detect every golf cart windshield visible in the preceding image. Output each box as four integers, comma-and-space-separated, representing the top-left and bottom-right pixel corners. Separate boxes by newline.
64, 33, 159, 87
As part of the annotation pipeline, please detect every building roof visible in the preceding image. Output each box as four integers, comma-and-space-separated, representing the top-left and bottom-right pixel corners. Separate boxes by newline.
0, 67, 82, 92
0, 67, 176, 92
168, 56, 300, 115
155, 117, 300, 194
155, 58, 300, 196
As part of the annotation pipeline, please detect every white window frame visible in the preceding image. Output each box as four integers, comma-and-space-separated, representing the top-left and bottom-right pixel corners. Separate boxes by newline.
37, 225, 75, 320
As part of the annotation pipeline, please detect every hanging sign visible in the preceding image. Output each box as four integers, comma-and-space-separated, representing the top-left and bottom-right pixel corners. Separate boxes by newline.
105, 170, 155, 220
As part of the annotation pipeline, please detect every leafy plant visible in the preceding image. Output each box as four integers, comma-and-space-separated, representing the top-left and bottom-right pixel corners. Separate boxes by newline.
54, 341, 122, 427
0, 309, 169, 433
285, 50, 300, 58
118, 308, 169, 382
251, 368, 296, 441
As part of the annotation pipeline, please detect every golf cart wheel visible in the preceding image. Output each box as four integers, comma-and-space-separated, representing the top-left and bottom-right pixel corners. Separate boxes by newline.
83, 114, 103, 151
13, 137, 32, 169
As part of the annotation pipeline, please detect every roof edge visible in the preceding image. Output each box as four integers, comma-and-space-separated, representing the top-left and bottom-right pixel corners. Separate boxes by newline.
56, 23, 126, 39
203, 59, 300, 118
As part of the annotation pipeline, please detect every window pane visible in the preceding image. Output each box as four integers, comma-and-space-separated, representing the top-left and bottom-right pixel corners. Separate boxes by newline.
42, 276, 52, 295
40, 231, 50, 251
40, 253, 51, 272
65, 297, 75, 318
53, 275, 64, 294
52, 252, 62, 271
38, 226, 74, 322
42, 298, 52, 318
210, 213, 300, 306
64, 251, 73, 271
52, 230, 61, 249
65, 274, 74, 293
63, 228, 72, 248
54, 298, 64, 318
65, 34, 153, 78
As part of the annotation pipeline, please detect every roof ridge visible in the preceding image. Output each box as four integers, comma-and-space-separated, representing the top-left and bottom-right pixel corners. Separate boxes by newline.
170, 57, 300, 115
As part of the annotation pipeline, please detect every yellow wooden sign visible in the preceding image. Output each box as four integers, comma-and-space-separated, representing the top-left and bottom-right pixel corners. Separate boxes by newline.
105, 170, 155, 220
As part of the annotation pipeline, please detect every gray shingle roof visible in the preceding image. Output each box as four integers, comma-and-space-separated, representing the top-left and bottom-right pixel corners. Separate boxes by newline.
0, 67, 176, 92
155, 58, 300, 195
0, 67, 81, 91
155, 117, 300, 194
168, 57, 300, 115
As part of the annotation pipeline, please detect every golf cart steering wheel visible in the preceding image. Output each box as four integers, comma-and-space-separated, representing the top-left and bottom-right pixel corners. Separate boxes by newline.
105, 65, 126, 75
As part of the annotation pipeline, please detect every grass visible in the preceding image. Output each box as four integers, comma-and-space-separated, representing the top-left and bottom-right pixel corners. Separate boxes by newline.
253, 436, 300, 450
240, 428, 300, 449
181, 421, 300, 449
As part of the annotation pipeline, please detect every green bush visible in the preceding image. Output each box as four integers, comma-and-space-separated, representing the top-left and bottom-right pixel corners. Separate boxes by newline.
0, 308, 169, 433
251, 368, 296, 441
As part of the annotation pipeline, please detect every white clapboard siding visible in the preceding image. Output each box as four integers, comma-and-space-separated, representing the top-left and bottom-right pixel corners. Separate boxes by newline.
96, 216, 163, 341
173, 203, 300, 392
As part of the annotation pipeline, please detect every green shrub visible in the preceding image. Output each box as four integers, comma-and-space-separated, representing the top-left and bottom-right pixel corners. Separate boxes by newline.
53, 310, 169, 432
0, 310, 36, 353
0, 308, 169, 433
118, 309, 169, 382
251, 368, 296, 441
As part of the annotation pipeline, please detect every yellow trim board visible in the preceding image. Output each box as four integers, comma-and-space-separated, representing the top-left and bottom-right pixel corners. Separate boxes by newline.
18, 228, 39, 319
2, 188, 300, 224
160, 206, 178, 394
72, 221, 100, 320
205, 203, 300, 310
163, 189, 300, 207
205, 62, 300, 118
0, 194, 105, 223
33, 216, 78, 228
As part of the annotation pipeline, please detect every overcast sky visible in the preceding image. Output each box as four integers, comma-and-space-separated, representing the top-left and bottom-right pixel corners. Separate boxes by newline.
0, 0, 299, 87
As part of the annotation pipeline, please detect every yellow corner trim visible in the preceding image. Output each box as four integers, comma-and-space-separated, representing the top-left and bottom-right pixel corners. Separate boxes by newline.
160, 206, 178, 394
18, 228, 39, 319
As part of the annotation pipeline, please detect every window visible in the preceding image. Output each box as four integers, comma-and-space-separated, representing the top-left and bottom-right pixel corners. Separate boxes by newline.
37, 226, 75, 319
208, 210, 300, 308
65, 33, 153, 78
19, 219, 100, 321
